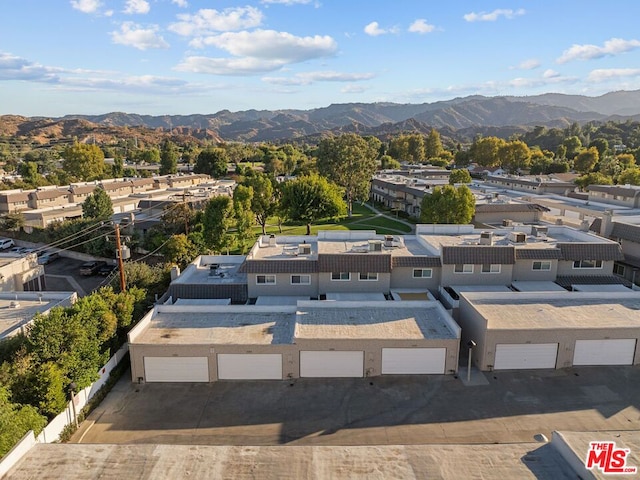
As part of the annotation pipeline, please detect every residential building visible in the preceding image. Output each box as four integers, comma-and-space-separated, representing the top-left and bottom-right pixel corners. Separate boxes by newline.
0, 252, 46, 292
27, 187, 70, 209
485, 175, 575, 195
587, 184, 640, 208
0, 190, 30, 213
0, 291, 76, 339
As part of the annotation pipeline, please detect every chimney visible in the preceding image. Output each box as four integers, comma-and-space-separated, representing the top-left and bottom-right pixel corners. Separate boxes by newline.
579, 219, 590, 232
600, 210, 614, 237
268, 234, 276, 247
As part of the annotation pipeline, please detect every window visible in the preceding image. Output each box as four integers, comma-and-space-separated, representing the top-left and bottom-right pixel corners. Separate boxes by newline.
412, 268, 433, 278
454, 264, 473, 274
331, 272, 350, 281
291, 275, 311, 285
532, 261, 551, 271
573, 260, 603, 269
481, 264, 500, 274
256, 275, 276, 285
613, 264, 626, 276
358, 272, 378, 281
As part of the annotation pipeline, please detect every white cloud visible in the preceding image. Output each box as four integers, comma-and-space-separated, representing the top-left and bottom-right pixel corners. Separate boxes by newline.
341, 84, 366, 94
172, 0, 188, 7
463, 8, 525, 22
512, 58, 540, 70
110, 23, 169, 50
123, 0, 150, 14
176, 56, 288, 75
189, 30, 337, 62
364, 21, 387, 36
0, 53, 59, 83
588, 68, 640, 82
408, 19, 435, 34
261, 0, 312, 4
543, 69, 560, 78
70, 0, 102, 14
557, 38, 640, 64
169, 7, 263, 36
262, 70, 374, 85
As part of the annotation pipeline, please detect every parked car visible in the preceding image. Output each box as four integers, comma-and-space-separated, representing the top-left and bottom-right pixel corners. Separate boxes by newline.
0, 238, 15, 250
37, 251, 59, 265
97, 263, 117, 276
79, 261, 106, 276
9, 246, 27, 254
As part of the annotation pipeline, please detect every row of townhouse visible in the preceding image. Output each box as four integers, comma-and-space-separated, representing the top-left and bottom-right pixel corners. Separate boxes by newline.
587, 184, 640, 208
0, 174, 210, 214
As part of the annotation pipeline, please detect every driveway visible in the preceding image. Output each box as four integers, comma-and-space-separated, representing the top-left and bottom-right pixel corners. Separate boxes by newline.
71, 366, 640, 446
43, 257, 112, 296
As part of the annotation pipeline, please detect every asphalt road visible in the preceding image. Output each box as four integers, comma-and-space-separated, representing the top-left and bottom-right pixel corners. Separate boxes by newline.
43, 256, 114, 296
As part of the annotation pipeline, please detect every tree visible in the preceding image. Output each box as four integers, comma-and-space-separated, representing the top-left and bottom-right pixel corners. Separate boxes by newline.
233, 185, 254, 252
162, 234, 195, 268
618, 167, 640, 185
18, 161, 45, 187
469, 137, 506, 167
388, 135, 409, 161
195, 147, 228, 178
563, 136, 582, 160
111, 156, 124, 178
0, 212, 25, 231
406, 134, 425, 163
27, 362, 67, 418
424, 128, 444, 159
82, 188, 113, 220
202, 196, 234, 253
317, 133, 377, 216
0, 385, 47, 458
161, 203, 195, 235
574, 172, 613, 190
497, 140, 531, 173
132, 148, 160, 164
380, 155, 401, 170
589, 138, 609, 159
419, 185, 475, 224
449, 169, 472, 184
62, 142, 105, 181
280, 174, 346, 235
159, 139, 179, 175
242, 173, 277, 235
617, 153, 636, 169
574, 147, 599, 174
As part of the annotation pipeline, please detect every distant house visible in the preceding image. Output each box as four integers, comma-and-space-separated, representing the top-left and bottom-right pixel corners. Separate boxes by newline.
587, 185, 640, 208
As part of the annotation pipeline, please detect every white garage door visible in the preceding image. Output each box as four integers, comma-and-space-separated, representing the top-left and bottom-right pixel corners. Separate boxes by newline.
573, 339, 636, 366
494, 343, 558, 370
144, 357, 209, 382
217, 354, 283, 380
300, 351, 363, 377
382, 348, 446, 374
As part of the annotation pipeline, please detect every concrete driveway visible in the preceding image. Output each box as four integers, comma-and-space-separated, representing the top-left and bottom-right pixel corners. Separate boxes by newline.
43, 257, 112, 296
71, 366, 640, 446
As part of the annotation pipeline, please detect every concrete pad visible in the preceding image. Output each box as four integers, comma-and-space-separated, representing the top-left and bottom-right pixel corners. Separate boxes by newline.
459, 366, 490, 386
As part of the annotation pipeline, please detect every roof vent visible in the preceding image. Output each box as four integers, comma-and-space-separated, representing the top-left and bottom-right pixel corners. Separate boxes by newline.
384, 235, 394, 247
502, 219, 513, 227
508, 232, 526, 244
9, 301, 20, 308
268, 235, 276, 247
532, 226, 548, 237
298, 243, 311, 255
369, 240, 383, 252
479, 231, 493, 245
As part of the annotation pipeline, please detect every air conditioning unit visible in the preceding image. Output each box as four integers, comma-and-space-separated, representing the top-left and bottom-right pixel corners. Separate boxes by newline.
384, 235, 394, 247
369, 240, 383, 252
479, 232, 493, 245
298, 244, 311, 255
502, 219, 513, 227
508, 232, 526, 243
532, 226, 548, 237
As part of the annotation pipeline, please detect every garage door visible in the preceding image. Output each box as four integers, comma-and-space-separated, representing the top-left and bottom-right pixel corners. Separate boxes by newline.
217, 354, 283, 380
573, 339, 636, 366
494, 343, 558, 370
300, 351, 363, 377
382, 348, 446, 374
144, 357, 209, 382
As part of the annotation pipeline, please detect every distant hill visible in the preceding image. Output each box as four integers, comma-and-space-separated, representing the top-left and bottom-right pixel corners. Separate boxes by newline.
3, 90, 640, 144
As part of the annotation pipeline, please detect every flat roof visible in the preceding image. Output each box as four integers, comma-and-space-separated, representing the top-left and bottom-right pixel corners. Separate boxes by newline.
324, 293, 386, 301
250, 236, 319, 260
255, 296, 310, 305
0, 292, 75, 338
134, 307, 296, 345
4, 441, 577, 479
172, 255, 247, 285
460, 292, 640, 330
172, 298, 231, 306
511, 281, 567, 292
294, 301, 458, 340
571, 284, 633, 293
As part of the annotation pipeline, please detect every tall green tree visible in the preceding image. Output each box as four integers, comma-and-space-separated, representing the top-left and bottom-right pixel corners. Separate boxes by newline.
574, 172, 613, 190
233, 185, 254, 252
424, 128, 445, 159
420, 185, 475, 224
317, 133, 377, 216
574, 147, 599, 174
406, 134, 426, 163
469, 137, 506, 167
161, 234, 195, 268
242, 173, 277, 235
62, 142, 105, 181
202, 196, 234, 253
449, 169, 472, 184
280, 174, 346, 235
82, 188, 113, 220
563, 136, 583, 160
0, 386, 47, 458
195, 147, 229, 178
159, 139, 179, 175
618, 167, 640, 185
497, 140, 531, 173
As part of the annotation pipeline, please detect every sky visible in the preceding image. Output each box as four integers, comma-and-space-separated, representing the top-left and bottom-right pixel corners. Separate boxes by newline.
2, 1, 640, 117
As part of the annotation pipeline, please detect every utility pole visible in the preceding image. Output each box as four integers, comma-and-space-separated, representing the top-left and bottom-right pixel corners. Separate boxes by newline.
183, 189, 189, 235
114, 223, 126, 292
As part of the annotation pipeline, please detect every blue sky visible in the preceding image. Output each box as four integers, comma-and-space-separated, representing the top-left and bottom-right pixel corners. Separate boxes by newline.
2, 1, 640, 116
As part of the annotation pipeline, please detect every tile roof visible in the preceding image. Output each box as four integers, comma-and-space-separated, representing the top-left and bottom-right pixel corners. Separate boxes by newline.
239, 260, 318, 274
557, 243, 625, 261
29, 189, 69, 200
588, 185, 640, 197
391, 256, 442, 268
0, 192, 30, 202
441, 246, 515, 265
514, 248, 563, 260
611, 222, 640, 243
318, 254, 392, 273
70, 185, 97, 195
555, 275, 630, 288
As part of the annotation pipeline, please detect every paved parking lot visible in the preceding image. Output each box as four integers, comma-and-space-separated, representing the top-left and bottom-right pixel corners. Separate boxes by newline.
43, 256, 112, 295
71, 366, 640, 446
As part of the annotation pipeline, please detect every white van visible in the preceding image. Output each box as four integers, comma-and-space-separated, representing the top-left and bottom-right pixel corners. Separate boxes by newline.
0, 238, 15, 250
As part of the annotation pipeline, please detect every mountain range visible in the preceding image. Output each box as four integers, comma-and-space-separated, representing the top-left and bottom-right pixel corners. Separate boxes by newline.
3, 90, 640, 145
